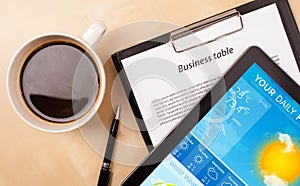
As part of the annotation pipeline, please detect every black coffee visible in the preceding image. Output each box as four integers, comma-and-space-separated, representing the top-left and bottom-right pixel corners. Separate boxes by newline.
21, 41, 100, 123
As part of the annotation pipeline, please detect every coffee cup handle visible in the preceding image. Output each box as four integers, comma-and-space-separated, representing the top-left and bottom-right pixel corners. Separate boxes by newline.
82, 20, 106, 49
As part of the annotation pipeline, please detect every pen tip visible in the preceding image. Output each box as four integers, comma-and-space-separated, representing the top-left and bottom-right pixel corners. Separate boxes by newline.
115, 105, 120, 120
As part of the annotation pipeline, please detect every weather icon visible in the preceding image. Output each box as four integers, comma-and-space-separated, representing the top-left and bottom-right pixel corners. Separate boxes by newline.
207, 167, 218, 181
194, 154, 203, 164
221, 182, 232, 186
179, 141, 189, 151
260, 133, 300, 185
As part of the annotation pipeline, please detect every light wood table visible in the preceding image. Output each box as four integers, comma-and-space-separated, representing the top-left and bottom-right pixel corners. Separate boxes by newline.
0, 0, 299, 185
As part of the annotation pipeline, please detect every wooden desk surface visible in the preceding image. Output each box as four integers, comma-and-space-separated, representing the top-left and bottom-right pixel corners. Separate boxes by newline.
0, 0, 299, 185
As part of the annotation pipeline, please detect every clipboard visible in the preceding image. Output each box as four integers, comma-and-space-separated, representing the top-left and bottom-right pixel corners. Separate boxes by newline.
112, 0, 300, 151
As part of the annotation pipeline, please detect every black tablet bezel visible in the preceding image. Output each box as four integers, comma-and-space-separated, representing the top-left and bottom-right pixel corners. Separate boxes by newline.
112, 0, 300, 150
122, 46, 300, 185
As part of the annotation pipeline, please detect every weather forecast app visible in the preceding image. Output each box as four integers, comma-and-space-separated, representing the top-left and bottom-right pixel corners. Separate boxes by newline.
141, 64, 300, 186
172, 134, 245, 185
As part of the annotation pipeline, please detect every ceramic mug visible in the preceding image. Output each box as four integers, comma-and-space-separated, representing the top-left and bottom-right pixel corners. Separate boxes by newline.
7, 21, 106, 133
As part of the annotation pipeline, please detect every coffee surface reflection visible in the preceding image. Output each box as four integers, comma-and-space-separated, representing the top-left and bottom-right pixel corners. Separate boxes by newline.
21, 42, 100, 123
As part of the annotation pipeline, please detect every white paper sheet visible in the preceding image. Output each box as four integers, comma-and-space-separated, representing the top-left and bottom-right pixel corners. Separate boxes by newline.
121, 4, 300, 146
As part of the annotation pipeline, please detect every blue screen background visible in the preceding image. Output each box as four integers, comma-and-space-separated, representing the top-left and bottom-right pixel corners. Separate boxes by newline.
142, 63, 300, 186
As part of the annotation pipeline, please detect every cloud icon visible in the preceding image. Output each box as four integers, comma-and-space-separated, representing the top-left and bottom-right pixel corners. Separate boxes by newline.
221, 182, 232, 186
263, 174, 287, 186
207, 167, 218, 180
278, 133, 294, 153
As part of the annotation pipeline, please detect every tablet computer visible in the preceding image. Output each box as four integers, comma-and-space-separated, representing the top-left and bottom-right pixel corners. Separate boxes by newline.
122, 46, 300, 186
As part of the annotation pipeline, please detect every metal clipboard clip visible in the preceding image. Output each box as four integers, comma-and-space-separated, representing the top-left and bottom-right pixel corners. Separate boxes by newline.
170, 9, 244, 53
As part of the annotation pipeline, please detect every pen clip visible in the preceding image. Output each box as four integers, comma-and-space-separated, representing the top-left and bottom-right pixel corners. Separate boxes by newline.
170, 9, 244, 53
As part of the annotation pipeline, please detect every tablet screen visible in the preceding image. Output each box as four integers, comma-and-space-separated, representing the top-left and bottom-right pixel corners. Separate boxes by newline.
141, 63, 300, 186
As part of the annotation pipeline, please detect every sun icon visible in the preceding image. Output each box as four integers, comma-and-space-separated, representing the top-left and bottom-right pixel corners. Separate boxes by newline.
260, 140, 300, 183
194, 154, 203, 164
179, 141, 189, 151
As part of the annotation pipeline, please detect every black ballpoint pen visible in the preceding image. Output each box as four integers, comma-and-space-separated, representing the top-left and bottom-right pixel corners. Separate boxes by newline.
98, 105, 120, 186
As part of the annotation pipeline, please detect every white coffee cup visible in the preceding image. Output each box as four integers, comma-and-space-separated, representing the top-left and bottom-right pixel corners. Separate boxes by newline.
7, 21, 106, 133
